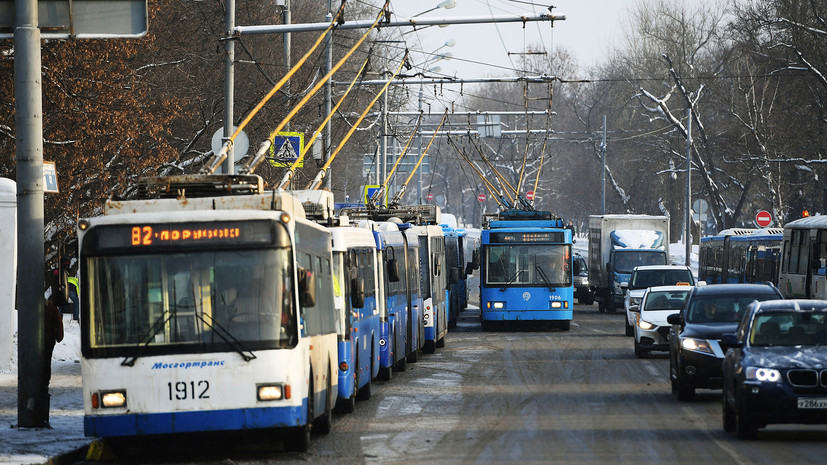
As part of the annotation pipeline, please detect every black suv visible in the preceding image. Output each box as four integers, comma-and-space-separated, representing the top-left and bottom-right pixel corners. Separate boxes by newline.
721, 299, 827, 439
573, 254, 593, 304
667, 283, 783, 400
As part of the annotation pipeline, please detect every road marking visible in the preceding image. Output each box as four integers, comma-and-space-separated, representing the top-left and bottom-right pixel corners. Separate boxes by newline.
641, 360, 661, 378
681, 406, 752, 465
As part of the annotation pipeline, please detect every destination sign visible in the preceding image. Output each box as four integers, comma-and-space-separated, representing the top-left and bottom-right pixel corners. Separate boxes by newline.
489, 231, 565, 243
95, 220, 275, 250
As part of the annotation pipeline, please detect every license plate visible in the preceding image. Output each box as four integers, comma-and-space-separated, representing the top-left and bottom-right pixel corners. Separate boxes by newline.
797, 398, 827, 409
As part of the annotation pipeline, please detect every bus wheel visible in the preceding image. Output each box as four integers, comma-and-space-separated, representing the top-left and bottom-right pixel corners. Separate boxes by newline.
406, 348, 419, 363
379, 365, 392, 381
394, 350, 408, 372
436, 336, 446, 349
313, 370, 333, 435
423, 340, 435, 354
286, 375, 312, 452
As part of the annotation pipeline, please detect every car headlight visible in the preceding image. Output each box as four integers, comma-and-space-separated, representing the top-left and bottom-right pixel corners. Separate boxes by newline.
638, 318, 656, 330
746, 367, 781, 382
631, 297, 642, 306
680, 337, 714, 355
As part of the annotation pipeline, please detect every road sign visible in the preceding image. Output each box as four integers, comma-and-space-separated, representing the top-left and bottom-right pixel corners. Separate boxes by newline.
364, 185, 381, 205
211, 127, 249, 161
692, 199, 708, 222
756, 210, 772, 228
43, 161, 58, 193
525, 191, 534, 201
268, 132, 304, 168
0, 0, 149, 39
426, 193, 433, 201
477, 193, 486, 202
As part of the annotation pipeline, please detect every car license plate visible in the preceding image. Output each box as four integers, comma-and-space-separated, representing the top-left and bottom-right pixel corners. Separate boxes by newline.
797, 398, 827, 409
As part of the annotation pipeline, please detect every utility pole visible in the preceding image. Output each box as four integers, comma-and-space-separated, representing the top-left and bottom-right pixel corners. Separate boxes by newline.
380, 68, 389, 203
685, 108, 692, 267
15, 0, 48, 428
282, 0, 291, 132
222, 0, 235, 174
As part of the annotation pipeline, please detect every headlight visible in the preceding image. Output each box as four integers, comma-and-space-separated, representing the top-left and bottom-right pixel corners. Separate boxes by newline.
680, 337, 714, 355
257, 384, 286, 401
746, 367, 781, 382
638, 319, 656, 330
631, 297, 642, 306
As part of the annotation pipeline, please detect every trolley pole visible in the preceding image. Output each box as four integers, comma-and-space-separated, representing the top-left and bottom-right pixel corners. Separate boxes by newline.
15, 0, 48, 428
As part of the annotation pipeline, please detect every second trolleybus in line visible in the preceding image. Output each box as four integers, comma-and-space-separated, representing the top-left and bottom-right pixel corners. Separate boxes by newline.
479, 211, 573, 330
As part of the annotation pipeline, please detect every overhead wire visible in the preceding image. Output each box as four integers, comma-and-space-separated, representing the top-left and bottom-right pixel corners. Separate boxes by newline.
307, 49, 410, 190
240, 1, 392, 174
200, 1, 346, 174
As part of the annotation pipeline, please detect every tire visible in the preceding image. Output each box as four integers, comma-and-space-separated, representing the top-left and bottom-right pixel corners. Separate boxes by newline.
676, 373, 695, 401
394, 351, 408, 372
407, 348, 419, 363
423, 340, 435, 353
634, 338, 648, 358
436, 335, 446, 349
313, 370, 333, 435
723, 393, 736, 433
625, 317, 634, 337
335, 391, 356, 414
584, 294, 595, 305
378, 365, 392, 381
286, 375, 312, 452
735, 394, 758, 439
607, 302, 617, 314
598, 301, 606, 314
356, 350, 372, 401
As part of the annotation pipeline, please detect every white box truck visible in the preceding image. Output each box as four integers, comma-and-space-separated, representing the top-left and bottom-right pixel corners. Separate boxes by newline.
588, 215, 670, 313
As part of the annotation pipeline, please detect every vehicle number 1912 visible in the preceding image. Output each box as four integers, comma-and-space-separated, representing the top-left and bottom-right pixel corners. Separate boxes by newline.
168, 380, 210, 400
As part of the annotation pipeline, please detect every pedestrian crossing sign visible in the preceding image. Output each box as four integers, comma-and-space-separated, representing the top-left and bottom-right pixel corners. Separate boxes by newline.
268, 132, 304, 168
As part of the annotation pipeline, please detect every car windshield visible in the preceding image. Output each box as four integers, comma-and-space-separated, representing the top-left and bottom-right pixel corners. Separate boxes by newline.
685, 294, 777, 324
643, 290, 690, 311
613, 250, 666, 274
750, 312, 827, 346
630, 269, 694, 289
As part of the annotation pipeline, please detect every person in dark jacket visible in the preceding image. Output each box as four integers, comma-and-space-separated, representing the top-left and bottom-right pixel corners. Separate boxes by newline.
44, 297, 65, 385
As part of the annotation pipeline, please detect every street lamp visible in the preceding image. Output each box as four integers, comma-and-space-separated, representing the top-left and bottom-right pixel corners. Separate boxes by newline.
414, 0, 457, 17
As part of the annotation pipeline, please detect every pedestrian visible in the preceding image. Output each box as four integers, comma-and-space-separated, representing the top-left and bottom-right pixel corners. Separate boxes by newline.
565, 220, 577, 238
44, 294, 64, 419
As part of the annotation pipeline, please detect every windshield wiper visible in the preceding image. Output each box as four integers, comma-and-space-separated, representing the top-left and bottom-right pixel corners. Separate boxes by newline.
535, 265, 556, 291
194, 312, 256, 362
121, 309, 174, 367
500, 269, 524, 292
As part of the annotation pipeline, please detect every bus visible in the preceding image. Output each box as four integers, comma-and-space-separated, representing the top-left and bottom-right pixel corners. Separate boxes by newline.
778, 215, 827, 299
699, 228, 782, 285
328, 226, 380, 412
480, 212, 573, 330
78, 175, 338, 451
442, 223, 467, 328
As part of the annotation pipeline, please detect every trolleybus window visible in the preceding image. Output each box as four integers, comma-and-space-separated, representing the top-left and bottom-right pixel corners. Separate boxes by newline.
485, 244, 571, 287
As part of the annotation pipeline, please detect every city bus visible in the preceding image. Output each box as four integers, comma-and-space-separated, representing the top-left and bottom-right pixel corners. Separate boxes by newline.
778, 215, 827, 299
699, 228, 782, 284
480, 212, 573, 330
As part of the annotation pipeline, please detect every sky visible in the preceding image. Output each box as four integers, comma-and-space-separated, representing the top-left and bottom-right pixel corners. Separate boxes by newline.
386, 0, 713, 78
387, 0, 635, 78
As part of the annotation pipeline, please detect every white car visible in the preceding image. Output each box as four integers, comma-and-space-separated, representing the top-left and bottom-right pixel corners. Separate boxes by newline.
634, 285, 692, 358
623, 264, 696, 337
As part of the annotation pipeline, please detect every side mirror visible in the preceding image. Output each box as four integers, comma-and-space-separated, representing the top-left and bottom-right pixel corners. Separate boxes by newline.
666, 313, 682, 325
298, 268, 316, 307
350, 277, 365, 309
471, 249, 480, 269
697, 280, 707, 286
620, 282, 629, 290
720, 333, 742, 349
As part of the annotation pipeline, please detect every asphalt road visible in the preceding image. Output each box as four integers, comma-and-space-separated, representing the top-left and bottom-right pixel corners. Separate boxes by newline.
102, 303, 827, 465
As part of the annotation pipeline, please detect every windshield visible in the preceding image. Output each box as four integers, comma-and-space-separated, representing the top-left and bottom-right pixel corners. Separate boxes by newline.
643, 290, 690, 311
84, 248, 296, 355
613, 250, 666, 274
750, 312, 827, 346
630, 269, 694, 289
573, 257, 588, 276
485, 244, 571, 287
686, 294, 776, 324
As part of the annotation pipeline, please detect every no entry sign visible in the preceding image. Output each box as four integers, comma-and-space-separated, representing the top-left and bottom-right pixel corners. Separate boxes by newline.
755, 210, 772, 228
477, 193, 486, 202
